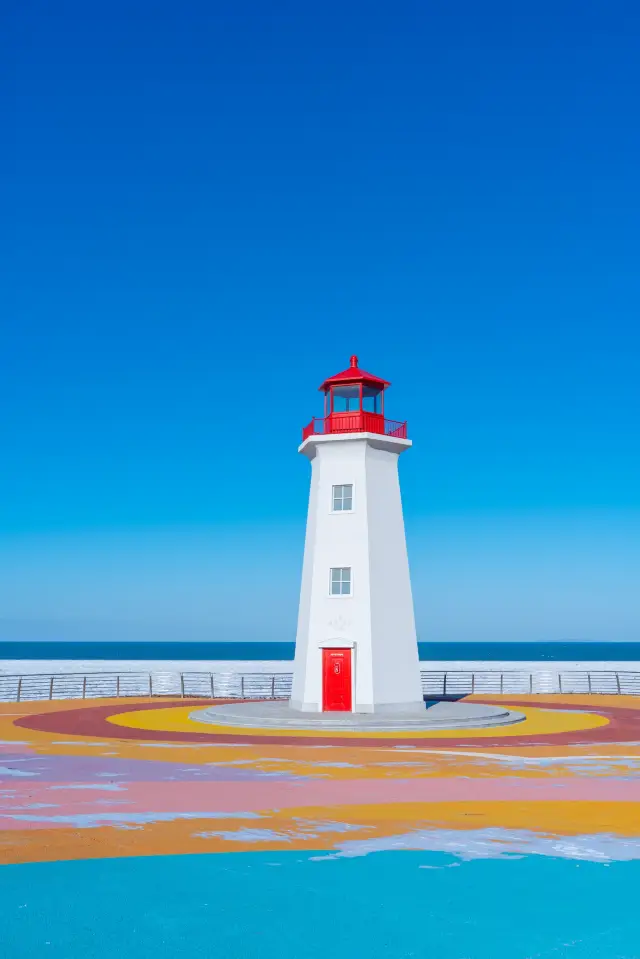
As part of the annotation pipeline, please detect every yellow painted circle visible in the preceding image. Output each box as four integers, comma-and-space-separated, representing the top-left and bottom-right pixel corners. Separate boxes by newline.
107, 703, 609, 739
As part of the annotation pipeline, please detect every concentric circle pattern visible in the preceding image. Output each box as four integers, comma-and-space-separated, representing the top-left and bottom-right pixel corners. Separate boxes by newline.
14, 694, 629, 746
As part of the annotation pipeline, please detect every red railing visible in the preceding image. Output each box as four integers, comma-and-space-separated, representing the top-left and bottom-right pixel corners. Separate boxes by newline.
302, 413, 408, 441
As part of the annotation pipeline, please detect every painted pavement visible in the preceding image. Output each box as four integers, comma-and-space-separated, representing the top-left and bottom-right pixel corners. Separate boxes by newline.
2, 695, 640, 958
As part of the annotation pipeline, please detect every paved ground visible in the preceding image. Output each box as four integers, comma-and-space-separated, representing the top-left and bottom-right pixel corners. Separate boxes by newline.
2, 694, 640, 958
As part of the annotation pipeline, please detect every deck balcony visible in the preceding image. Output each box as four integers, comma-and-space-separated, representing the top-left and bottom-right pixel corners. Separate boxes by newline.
302, 412, 408, 441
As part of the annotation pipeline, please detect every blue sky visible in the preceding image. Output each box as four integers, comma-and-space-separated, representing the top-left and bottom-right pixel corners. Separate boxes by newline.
2, 0, 639, 643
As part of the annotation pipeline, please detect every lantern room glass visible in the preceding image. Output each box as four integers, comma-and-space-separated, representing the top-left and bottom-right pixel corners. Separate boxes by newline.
329, 385, 360, 413
362, 386, 383, 414
326, 384, 385, 414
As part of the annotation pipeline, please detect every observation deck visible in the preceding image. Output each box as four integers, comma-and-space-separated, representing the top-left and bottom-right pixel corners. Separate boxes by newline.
302, 413, 407, 441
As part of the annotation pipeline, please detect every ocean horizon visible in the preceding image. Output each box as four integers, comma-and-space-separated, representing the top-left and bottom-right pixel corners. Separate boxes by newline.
2, 640, 640, 662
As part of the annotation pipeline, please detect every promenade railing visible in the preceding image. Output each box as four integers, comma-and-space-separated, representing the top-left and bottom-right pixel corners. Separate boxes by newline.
1, 669, 639, 702
421, 669, 640, 697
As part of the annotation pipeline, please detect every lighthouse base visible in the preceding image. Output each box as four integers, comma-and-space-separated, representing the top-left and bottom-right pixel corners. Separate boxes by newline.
190, 700, 525, 733
288, 698, 426, 715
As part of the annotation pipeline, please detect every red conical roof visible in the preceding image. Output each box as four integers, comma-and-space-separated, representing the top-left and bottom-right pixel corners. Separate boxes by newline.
319, 355, 390, 391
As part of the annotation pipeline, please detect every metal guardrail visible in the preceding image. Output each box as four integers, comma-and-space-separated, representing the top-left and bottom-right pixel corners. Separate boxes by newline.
1, 669, 640, 703
302, 415, 408, 441
0, 671, 293, 703
421, 670, 640, 697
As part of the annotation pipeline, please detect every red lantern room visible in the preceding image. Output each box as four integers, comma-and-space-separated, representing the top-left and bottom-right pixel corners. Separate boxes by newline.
302, 356, 407, 442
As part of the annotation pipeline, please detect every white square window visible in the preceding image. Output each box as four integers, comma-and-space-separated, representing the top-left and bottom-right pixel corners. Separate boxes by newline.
330, 567, 352, 596
332, 484, 353, 512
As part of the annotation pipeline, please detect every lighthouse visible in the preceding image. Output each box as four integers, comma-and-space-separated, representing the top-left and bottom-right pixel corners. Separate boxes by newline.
290, 356, 424, 714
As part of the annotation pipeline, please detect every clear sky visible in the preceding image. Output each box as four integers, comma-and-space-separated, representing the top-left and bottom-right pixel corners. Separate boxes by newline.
2, 0, 639, 643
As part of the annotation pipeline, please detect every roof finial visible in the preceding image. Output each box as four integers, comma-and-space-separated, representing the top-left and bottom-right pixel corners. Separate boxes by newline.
350, 354, 358, 368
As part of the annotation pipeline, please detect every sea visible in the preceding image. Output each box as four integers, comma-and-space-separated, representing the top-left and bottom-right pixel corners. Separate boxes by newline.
1, 640, 640, 662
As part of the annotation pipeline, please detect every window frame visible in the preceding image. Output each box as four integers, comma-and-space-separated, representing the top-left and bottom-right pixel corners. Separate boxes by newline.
331, 483, 354, 513
329, 566, 352, 597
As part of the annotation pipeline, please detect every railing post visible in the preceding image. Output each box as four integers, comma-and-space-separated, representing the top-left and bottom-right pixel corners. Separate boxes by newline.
116, 675, 120, 697
500, 673, 504, 694
587, 673, 592, 693
149, 674, 153, 697
82, 676, 87, 699
17, 677, 22, 702
272, 675, 275, 698
241, 675, 245, 698
49, 676, 54, 700
529, 673, 533, 693
616, 672, 621, 694
210, 673, 214, 698
471, 672, 475, 694
180, 674, 185, 698
558, 674, 562, 693
443, 672, 447, 697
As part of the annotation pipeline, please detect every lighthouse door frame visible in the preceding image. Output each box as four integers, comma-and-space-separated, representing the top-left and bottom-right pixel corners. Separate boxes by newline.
319, 640, 356, 712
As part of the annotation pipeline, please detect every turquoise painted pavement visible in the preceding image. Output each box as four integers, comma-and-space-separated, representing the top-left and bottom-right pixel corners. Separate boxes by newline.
3, 852, 640, 959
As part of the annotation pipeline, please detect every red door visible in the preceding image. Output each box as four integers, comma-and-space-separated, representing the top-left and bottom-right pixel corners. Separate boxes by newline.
322, 648, 352, 711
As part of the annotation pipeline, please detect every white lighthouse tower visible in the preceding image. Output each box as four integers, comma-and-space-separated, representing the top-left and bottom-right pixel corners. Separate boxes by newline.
291, 356, 423, 714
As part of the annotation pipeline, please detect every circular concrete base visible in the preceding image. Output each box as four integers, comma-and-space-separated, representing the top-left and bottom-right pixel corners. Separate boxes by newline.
190, 700, 526, 732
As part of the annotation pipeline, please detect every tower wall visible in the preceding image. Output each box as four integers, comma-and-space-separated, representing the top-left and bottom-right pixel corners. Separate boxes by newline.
290, 432, 423, 713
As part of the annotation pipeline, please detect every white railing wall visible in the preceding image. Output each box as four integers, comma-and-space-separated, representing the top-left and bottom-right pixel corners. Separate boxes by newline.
422, 670, 640, 697
1, 669, 640, 703
0, 671, 293, 703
